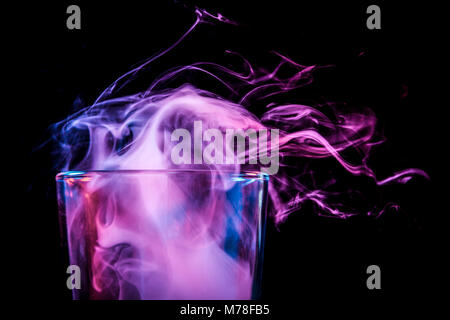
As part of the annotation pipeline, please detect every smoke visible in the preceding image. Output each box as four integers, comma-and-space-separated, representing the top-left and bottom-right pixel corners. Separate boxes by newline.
54, 8, 428, 299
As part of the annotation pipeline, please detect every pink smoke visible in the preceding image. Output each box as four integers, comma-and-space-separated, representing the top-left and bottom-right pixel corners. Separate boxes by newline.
54, 8, 428, 299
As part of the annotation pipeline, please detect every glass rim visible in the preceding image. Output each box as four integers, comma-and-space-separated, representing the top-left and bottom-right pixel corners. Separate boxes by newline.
56, 169, 269, 181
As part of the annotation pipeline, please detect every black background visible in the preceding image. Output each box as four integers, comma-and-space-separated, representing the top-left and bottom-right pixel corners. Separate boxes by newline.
11, 0, 446, 313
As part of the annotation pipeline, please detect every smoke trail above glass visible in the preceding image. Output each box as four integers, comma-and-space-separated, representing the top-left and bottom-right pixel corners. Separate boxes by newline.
53, 8, 429, 299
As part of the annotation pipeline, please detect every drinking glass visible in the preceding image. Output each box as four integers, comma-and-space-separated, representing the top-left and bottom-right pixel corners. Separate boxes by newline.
56, 170, 268, 300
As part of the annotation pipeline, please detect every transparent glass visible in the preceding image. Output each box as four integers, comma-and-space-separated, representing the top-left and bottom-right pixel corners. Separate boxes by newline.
56, 170, 268, 300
